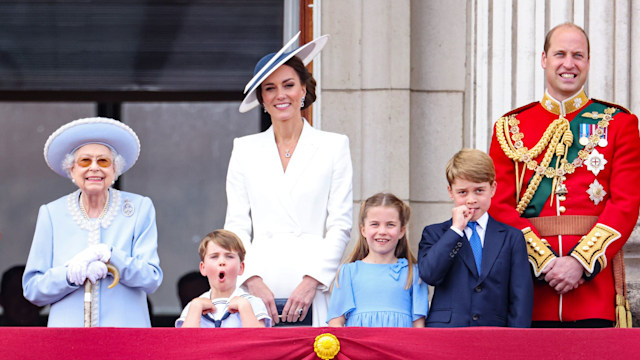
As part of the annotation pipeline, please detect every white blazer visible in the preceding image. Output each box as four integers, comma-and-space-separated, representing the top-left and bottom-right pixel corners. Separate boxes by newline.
224, 120, 353, 326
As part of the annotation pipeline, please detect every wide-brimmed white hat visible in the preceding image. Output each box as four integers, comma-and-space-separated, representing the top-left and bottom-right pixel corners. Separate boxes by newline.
239, 31, 329, 113
44, 117, 140, 178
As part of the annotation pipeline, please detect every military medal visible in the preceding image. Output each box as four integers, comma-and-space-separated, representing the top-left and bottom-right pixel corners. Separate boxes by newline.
496, 103, 617, 215
586, 149, 607, 176
579, 123, 607, 146
581, 109, 612, 147
579, 123, 589, 146
597, 127, 608, 147
586, 179, 606, 205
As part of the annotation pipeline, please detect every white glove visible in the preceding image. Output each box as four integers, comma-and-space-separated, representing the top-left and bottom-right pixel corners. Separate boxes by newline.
90, 243, 112, 263
86, 261, 108, 284
66, 244, 112, 286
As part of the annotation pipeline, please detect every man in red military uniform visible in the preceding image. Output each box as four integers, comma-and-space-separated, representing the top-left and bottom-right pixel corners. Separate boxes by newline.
489, 22, 640, 327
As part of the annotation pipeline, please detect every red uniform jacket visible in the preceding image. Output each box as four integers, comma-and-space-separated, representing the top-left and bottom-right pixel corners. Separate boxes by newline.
489, 90, 640, 322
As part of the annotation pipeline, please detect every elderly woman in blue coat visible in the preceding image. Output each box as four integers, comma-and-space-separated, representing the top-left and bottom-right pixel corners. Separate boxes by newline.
23, 118, 163, 327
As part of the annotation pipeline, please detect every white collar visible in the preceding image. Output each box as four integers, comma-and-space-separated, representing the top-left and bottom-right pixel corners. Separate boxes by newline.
469, 212, 489, 230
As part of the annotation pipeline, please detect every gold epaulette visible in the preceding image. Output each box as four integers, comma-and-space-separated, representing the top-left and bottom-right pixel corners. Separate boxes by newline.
522, 227, 556, 277
591, 99, 631, 114
502, 101, 538, 117
570, 223, 621, 274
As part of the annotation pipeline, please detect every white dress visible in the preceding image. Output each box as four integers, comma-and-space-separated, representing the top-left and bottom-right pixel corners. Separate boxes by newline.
224, 120, 353, 326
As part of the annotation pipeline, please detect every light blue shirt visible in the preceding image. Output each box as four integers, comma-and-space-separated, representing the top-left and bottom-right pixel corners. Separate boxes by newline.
23, 189, 163, 327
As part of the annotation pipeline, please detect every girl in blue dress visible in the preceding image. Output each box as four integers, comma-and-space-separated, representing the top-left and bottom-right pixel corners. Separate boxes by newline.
327, 193, 428, 327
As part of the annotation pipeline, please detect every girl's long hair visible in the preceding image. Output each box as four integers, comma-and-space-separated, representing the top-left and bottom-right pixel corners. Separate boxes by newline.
342, 192, 417, 289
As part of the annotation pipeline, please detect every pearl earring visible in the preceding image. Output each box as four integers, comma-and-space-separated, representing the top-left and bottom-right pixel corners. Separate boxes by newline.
263, 106, 267, 113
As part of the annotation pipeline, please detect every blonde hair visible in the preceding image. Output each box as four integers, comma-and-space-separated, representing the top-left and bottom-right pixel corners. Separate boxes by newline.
198, 229, 246, 262
446, 148, 496, 186
344, 192, 416, 289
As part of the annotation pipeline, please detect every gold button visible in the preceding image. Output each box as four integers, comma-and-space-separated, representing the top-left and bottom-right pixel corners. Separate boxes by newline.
592, 236, 598, 242
587, 241, 594, 246
534, 246, 540, 252
531, 242, 537, 248
582, 245, 590, 251
559, 206, 566, 213
595, 232, 601, 238
558, 195, 566, 201
539, 250, 545, 255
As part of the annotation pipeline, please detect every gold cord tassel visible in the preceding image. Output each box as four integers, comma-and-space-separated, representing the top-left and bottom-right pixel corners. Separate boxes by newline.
626, 298, 633, 328
615, 294, 628, 328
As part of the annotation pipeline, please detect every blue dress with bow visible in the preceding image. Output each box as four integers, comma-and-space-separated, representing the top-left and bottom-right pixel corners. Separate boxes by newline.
327, 258, 429, 327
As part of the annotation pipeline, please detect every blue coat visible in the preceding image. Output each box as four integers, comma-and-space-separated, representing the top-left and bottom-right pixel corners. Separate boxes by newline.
418, 215, 532, 327
23, 189, 163, 327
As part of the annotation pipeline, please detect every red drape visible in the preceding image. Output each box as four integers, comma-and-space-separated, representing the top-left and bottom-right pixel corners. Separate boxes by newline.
0, 326, 637, 359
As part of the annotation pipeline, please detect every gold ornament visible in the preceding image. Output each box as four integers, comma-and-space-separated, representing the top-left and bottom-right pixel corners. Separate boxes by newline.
314, 333, 340, 360
496, 106, 617, 214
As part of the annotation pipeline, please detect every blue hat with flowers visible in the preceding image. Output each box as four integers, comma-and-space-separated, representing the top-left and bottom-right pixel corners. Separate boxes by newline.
44, 117, 140, 178
239, 31, 329, 113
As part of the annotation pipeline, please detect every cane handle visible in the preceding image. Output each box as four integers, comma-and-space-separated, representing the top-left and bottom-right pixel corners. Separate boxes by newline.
106, 263, 120, 289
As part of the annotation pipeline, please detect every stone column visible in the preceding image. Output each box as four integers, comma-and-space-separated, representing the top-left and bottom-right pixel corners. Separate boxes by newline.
408, 0, 468, 252
321, 0, 411, 253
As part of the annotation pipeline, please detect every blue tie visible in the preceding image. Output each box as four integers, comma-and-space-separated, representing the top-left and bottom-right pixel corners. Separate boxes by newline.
468, 221, 482, 275
204, 311, 231, 327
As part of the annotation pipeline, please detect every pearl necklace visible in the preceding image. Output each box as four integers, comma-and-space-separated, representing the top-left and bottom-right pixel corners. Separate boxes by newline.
79, 192, 110, 220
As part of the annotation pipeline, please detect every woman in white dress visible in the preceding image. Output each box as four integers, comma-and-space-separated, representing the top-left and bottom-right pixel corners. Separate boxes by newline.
225, 32, 353, 326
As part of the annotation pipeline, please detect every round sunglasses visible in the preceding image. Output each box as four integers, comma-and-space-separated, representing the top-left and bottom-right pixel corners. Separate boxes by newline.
76, 157, 113, 168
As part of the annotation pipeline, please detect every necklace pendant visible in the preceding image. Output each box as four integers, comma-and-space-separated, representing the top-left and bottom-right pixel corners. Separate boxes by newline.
285, 150, 291, 158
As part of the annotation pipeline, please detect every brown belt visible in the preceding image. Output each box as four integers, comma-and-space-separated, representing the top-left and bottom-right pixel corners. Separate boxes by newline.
528, 215, 598, 237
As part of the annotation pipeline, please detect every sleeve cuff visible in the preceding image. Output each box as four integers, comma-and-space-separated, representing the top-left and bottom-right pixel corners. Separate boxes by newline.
522, 227, 557, 277
569, 223, 620, 274
449, 226, 464, 237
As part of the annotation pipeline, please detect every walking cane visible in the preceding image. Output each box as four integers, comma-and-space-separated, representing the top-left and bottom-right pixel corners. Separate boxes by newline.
84, 263, 120, 327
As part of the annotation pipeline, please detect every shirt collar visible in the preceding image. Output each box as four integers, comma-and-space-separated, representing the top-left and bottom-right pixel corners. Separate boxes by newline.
541, 88, 588, 116
470, 212, 489, 231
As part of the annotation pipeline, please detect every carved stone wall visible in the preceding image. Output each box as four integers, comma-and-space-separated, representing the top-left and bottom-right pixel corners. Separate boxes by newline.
626, 221, 640, 326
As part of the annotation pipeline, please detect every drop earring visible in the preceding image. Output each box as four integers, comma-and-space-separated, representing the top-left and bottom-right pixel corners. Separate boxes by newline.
263, 106, 267, 113
300, 97, 305, 109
